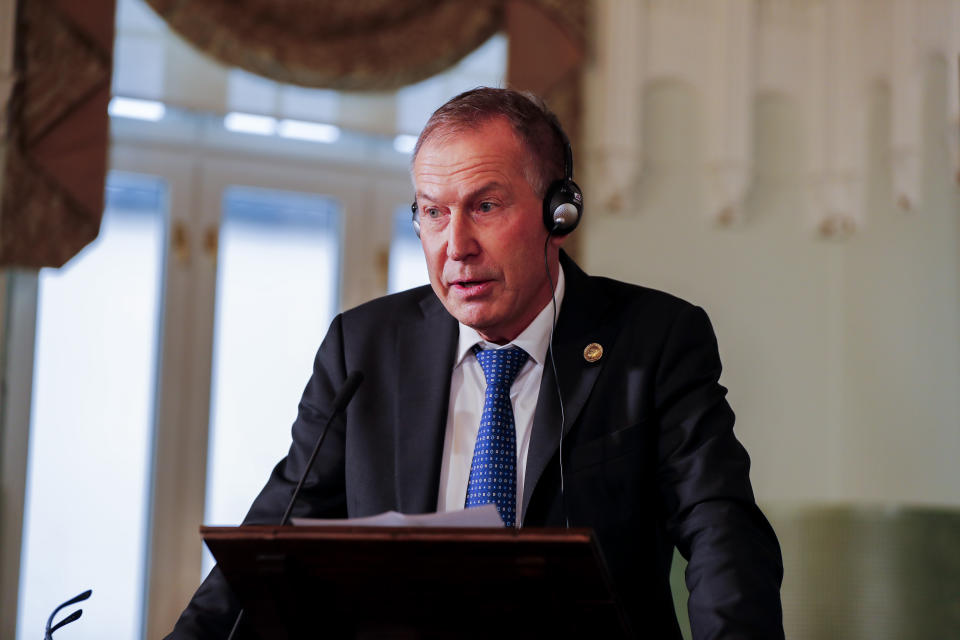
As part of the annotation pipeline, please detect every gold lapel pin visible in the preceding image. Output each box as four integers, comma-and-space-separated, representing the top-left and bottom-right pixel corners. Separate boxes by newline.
583, 342, 603, 363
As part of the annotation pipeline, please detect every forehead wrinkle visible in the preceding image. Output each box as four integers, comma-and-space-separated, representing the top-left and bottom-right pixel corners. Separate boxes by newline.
417, 153, 517, 179
415, 155, 518, 200
415, 130, 523, 172
416, 181, 509, 207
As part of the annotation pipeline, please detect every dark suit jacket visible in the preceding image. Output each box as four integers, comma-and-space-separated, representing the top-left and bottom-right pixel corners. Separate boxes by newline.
168, 253, 783, 639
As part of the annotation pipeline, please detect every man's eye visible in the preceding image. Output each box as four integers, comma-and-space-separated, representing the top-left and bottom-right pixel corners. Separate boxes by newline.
426, 207, 442, 218
478, 202, 496, 213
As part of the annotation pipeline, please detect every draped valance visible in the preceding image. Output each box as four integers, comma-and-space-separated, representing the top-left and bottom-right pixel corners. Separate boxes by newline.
144, 0, 585, 91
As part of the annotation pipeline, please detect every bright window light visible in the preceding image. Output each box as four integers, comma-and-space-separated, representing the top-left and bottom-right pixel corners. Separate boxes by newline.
108, 96, 166, 121
393, 134, 417, 154
277, 119, 340, 143
224, 112, 278, 136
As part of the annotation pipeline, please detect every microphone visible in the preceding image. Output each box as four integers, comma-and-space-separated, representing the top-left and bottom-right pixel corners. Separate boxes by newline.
227, 371, 364, 639
280, 371, 364, 525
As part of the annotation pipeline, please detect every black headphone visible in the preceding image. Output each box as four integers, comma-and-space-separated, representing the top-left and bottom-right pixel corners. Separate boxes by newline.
542, 128, 583, 235
411, 123, 583, 238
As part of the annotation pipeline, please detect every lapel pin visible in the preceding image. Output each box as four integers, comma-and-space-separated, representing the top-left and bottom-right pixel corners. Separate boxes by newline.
583, 342, 603, 363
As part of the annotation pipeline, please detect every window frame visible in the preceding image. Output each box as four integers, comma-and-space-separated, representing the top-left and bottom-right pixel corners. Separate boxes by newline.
2, 120, 415, 638
107, 132, 412, 638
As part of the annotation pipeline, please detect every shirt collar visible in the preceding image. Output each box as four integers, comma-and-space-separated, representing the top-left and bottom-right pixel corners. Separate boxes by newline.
453, 264, 566, 368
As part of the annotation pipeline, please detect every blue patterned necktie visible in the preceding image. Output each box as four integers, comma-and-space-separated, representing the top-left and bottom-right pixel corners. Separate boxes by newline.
465, 346, 528, 527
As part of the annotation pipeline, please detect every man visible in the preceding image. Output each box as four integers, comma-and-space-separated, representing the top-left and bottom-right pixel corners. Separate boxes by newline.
169, 88, 783, 638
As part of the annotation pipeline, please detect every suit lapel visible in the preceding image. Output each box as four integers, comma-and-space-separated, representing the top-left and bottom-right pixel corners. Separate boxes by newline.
522, 255, 616, 517
395, 291, 458, 513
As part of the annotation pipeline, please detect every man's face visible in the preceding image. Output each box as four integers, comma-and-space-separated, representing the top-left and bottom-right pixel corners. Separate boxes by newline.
412, 117, 565, 344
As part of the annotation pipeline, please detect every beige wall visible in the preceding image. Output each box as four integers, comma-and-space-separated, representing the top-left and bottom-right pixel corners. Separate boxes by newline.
581, 59, 960, 507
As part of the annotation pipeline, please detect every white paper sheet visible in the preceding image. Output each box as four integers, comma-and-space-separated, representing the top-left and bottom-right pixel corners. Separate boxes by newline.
291, 504, 504, 528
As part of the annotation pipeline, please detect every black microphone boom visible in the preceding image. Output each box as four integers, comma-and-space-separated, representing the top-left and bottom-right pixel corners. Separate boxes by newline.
280, 371, 364, 525
227, 371, 364, 639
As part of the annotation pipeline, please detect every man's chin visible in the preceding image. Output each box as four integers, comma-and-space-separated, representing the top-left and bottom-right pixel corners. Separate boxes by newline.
449, 309, 494, 331
441, 301, 496, 331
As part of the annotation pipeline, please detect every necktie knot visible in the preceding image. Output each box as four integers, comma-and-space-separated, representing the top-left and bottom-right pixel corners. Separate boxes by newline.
473, 346, 528, 390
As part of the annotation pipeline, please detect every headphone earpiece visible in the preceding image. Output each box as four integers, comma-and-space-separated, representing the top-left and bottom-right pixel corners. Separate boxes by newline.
542, 177, 582, 235
542, 126, 583, 235
411, 201, 421, 238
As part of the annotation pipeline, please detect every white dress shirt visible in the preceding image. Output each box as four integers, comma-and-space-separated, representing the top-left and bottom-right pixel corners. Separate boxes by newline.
436, 266, 566, 524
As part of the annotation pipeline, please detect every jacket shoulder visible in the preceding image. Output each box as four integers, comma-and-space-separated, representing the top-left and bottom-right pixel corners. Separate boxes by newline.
562, 253, 701, 322
340, 285, 436, 323
583, 274, 702, 320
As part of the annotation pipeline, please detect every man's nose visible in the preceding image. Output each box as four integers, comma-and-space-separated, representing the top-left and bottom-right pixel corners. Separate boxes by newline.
446, 211, 480, 260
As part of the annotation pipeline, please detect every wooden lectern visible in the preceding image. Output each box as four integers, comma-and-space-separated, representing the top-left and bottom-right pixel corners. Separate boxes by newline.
202, 525, 630, 639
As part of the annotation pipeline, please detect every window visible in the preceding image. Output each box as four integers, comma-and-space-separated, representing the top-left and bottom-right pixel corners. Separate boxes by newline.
202, 186, 341, 572
16, 174, 166, 640
389, 204, 430, 293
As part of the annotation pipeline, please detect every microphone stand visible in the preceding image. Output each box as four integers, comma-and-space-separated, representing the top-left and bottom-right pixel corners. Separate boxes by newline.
225, 372, 364, 640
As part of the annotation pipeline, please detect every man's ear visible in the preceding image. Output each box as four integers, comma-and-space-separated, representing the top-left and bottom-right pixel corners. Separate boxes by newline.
549, 232, 568, 249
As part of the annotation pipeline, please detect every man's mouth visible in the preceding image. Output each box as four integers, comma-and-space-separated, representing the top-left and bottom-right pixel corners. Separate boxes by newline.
450, 279, 493, 293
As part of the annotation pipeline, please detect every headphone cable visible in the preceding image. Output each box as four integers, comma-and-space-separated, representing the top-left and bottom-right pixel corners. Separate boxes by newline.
543, 230, 570, 528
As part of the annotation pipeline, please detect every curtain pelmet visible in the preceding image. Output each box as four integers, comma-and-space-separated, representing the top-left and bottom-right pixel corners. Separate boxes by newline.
145, 0, 508, 91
